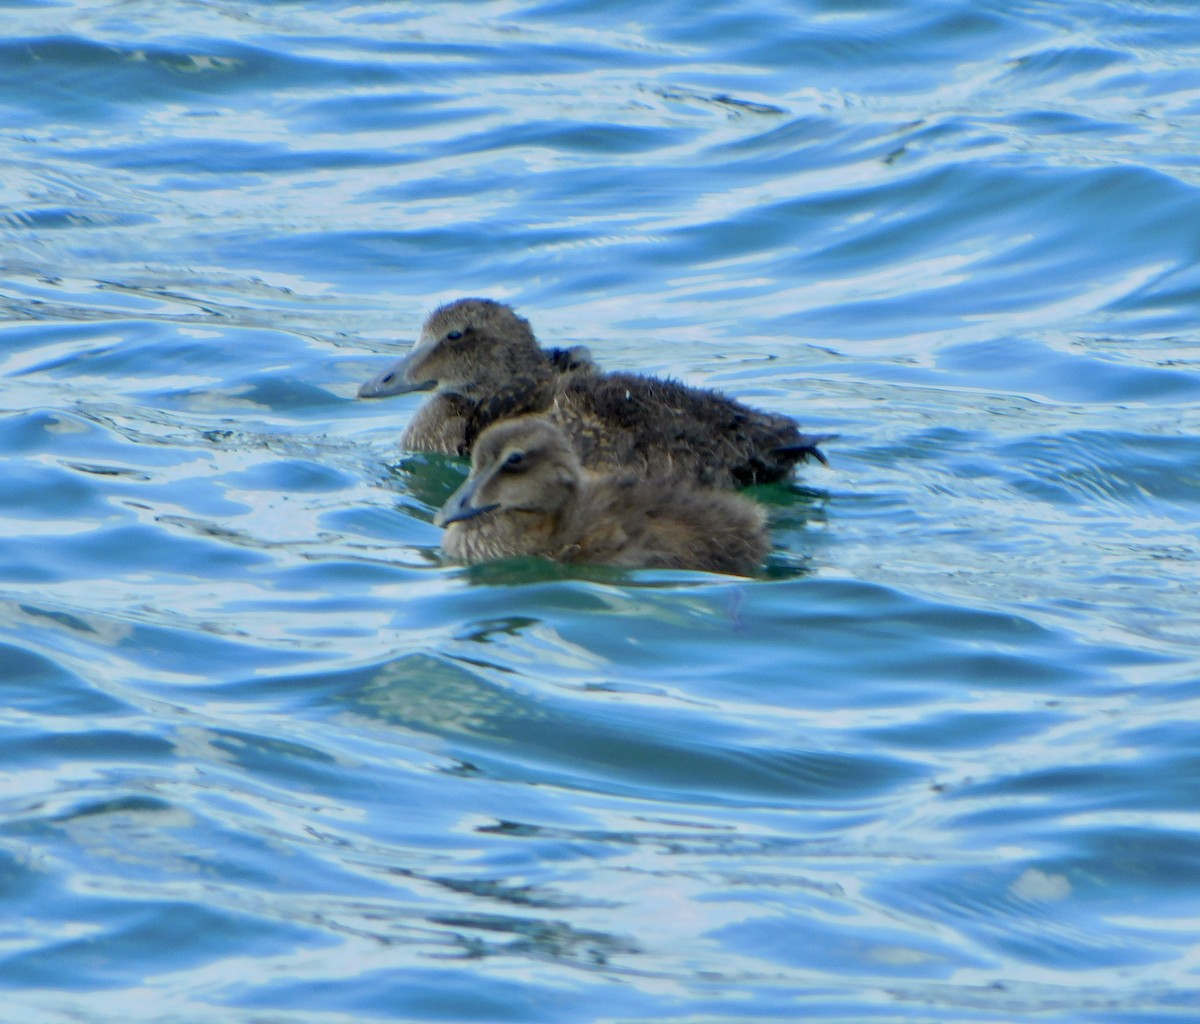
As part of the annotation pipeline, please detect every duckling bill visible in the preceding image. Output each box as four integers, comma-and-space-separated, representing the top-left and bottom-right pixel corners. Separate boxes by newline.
435, 417, 770, 577
360, 297, 834, 488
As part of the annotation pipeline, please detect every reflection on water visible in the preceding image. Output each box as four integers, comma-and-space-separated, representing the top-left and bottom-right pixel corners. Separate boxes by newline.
2, 0, 1200, 1022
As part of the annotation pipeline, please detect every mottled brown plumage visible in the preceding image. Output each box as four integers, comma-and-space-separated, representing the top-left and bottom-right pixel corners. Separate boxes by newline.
435, 418, 770, 576
358, 298, 834, 488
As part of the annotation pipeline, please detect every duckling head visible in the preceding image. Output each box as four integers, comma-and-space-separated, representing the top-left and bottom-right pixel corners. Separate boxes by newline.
358, 298, 542, 399
435, 417, 581, 530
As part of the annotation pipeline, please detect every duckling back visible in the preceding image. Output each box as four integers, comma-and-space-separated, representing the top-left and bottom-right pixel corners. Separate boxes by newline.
563, 472, 770, 576
559, 371, 828, 488
466, 368, 831, 488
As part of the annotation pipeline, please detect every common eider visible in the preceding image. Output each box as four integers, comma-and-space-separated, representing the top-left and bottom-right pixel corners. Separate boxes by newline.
359, 298, 834, 488
435, 417, 770, 577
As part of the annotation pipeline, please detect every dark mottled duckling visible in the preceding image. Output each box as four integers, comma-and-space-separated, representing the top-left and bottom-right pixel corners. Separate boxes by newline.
358, 298, 594, 453
435, 417, 770, 576
359, 298, 834, 488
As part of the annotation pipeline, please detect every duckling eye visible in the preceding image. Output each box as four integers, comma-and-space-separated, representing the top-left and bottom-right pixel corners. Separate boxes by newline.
503, 451, 525, 469
446, 330, 463, 341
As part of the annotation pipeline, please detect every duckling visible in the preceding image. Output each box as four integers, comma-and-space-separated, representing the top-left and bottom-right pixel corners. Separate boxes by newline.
435, 417, 770, 576
358, 297, 833, 488
358, 298, 595, 454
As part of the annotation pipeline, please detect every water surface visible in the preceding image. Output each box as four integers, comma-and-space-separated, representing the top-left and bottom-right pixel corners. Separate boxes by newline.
2, 1, 1200, 1021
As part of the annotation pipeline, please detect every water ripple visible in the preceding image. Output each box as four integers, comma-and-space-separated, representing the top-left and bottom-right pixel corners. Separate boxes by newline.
2, 1, 1199, 1022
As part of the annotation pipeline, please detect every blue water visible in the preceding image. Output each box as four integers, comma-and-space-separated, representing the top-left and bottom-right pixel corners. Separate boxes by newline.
2, 2, 1200, 1021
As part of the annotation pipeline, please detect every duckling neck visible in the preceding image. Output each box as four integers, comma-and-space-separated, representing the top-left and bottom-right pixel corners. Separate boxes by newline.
545, 477, 591, 553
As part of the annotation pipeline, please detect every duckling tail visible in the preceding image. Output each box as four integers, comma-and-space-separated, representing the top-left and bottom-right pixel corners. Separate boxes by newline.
773, 434, 838, 468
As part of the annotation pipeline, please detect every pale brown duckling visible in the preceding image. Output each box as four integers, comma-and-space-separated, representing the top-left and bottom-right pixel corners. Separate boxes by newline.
435, 417, 770, 577
359, 297, 833, 488
358, 298, 594, 453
